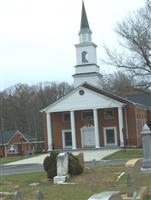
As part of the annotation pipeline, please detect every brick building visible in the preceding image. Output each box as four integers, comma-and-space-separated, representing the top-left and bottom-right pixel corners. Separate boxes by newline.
41, 2, 151, 151
0, 130, 44, 157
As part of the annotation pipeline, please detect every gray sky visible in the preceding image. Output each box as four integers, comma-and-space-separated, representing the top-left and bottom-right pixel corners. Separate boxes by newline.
0, 0, 145, 90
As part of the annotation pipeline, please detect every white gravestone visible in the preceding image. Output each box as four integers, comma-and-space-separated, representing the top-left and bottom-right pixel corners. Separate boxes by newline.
57, 152, 68, 176
53, 152, 69, 184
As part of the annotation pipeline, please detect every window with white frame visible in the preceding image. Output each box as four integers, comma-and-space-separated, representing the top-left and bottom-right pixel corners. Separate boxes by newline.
104, 127, 117, 146
62, 130, 72, 148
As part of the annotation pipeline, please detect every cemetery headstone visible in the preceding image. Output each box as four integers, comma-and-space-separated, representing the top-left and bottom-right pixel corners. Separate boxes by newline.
141, 124, 151, 171
53, 152, 69, 184
125, 159, 142, 197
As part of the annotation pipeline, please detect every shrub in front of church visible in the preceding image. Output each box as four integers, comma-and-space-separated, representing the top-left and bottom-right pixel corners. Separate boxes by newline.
43, 151, 83, 179
43, 150, 59, 179
68, 153, 83, 175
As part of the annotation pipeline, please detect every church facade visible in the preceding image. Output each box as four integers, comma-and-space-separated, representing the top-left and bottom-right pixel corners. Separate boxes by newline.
41, 2, 151, 151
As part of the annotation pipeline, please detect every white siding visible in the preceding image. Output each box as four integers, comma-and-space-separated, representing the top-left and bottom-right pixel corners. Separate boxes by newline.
46, 87, 124, 113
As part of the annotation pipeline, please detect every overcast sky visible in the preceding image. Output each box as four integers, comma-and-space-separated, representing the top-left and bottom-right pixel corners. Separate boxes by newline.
0, 0, 145, 91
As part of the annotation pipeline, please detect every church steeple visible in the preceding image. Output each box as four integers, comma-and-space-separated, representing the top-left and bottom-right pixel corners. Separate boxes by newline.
79, 1, 92, 43
73, 1, 103, 89
80, 1, 92, 33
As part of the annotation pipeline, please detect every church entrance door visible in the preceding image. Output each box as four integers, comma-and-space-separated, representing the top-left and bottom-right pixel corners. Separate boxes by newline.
81, 125, 95, 148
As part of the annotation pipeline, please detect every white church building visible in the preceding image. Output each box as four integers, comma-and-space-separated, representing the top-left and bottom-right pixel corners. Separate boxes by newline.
41, 2, 151, 151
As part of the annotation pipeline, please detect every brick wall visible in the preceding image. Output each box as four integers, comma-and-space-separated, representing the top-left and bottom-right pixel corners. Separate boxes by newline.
0, 146, 4, 157
51, 108, 124, 149
51, 112, 71, 149
135, 107, 148, 146
148, 110, 151, 121
125, 104, 137, 146
98, 108, 119, 146
42, 104, 150, 150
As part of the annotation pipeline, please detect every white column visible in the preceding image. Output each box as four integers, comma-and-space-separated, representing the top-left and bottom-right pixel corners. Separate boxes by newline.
46, 112, 52, 151
118, 107, 124, 147
93, 109, 100, 148
70, 111, 77, 149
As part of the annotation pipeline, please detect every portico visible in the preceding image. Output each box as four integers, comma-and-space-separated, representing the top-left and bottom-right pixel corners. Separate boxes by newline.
45, 87, 125, 151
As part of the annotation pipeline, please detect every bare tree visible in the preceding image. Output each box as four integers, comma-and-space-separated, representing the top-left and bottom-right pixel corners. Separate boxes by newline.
102, 71, 137, 95
0, 82, 73, 140
103, 0, 151, 89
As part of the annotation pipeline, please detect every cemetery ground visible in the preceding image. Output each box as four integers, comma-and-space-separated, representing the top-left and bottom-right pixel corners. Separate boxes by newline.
0, 148, 151, 199
0, 163, 151, 200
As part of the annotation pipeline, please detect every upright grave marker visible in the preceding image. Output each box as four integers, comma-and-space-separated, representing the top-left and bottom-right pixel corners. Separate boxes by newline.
53, 152, 69, 184
141, 124, 151, 171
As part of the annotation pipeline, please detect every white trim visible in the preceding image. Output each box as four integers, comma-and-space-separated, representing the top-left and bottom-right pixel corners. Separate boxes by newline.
42, 86, 83, 112
62, 130, 72, 149
46, 113, 52, 151
124, 107, 129, 140
70, 111, 77, 149
103, 127, 118, 147
42, 84, 125, 113
93, 109, 100, 148
118, 107, 124, 147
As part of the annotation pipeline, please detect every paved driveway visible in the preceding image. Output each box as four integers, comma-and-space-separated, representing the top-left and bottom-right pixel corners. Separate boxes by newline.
4, 148, 119, 166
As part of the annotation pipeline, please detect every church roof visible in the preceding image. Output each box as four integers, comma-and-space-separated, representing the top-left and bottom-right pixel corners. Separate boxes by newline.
83, 83, 151, 108
0, 130, 34, 145
123, 93, 151, 108
82, 83, 133, 104
79, 1, 92, 34
41, 83, 151, 113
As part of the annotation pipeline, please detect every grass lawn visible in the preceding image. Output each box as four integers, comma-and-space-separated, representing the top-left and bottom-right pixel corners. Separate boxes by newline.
0, 154, 41, 165
0, 148, 144, 165
0, 164, 151, 200
104, 148, 143, 160
144, 195, 151, 200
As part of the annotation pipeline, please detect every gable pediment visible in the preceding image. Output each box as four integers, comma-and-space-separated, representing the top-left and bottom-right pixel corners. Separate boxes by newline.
44, 85, 124, 113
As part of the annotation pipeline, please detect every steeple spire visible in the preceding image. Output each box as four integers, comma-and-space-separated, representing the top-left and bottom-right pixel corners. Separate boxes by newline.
73, 0, 103, 88
80, 1, 91, 30
79, 1, 92, 38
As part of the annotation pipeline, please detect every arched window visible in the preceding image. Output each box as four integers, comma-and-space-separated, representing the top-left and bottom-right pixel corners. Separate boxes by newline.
82, 51, 88, 63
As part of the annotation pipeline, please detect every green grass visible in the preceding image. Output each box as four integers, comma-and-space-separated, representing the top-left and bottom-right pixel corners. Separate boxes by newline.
104, 149, 143, 160
0, 165, 125, 200
0, 164, 151, 200
144, 195, 151, 200
0, 154, 41, 165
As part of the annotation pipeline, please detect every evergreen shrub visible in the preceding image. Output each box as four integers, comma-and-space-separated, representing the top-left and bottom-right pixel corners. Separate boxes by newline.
43, 151, 83, 179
